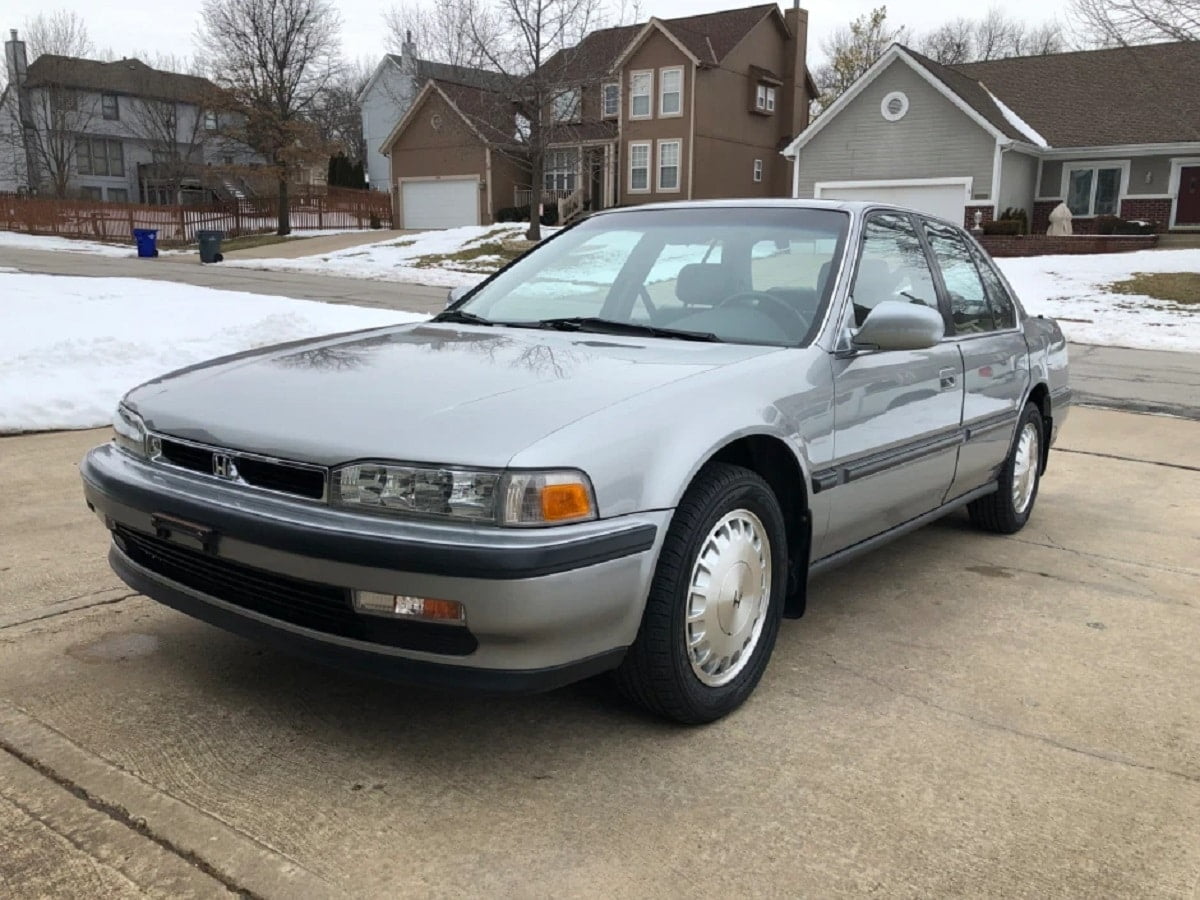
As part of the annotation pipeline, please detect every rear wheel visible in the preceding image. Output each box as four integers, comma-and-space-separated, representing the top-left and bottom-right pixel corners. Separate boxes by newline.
968, 401, 1043, 534
615, 463, 787, 724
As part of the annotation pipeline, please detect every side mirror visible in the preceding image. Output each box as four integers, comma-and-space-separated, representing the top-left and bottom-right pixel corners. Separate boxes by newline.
852, 300, 944, 351
446, 285, 468, 308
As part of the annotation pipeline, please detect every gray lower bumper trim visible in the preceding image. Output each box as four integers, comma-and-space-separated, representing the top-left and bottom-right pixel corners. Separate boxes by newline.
111, 546, 628, 693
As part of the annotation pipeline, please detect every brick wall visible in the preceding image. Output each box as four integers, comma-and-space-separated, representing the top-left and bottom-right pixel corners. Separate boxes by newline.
1032, 201, 1059, 235
1119, 198, 1172, 231
977, 234, 1158, 257
964, 205, 993, 230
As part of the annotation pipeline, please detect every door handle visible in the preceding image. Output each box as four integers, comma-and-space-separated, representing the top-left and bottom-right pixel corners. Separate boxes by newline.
939, 368, 958, 390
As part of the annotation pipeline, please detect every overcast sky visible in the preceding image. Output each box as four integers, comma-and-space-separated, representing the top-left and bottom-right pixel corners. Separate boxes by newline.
13, 0, 1073, 69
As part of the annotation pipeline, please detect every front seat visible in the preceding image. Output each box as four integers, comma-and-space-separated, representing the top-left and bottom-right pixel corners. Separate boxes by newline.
850, 257, 898, 326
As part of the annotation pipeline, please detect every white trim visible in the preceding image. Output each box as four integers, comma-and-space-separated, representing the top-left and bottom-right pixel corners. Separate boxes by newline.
816, 177, 973, 192
629, 70, 653, 121
1041, 142, 1200, 159
791, 150, 800, 197
1059, 159, 1130, 218
1168, 157, 1200, 230
687, 66, 696, 200
601, 82, 620, 119
659, 66, 683, 118
753, 158, 763, 183
781, 44, 1008, 158
628, 140, 651, 194
880, 90, 908, 122
656, 139, 682, 193
396, 175, 482, 229
964, 200, 995, 206
1035, 155, 1045, 202
991, 142, 1003, 216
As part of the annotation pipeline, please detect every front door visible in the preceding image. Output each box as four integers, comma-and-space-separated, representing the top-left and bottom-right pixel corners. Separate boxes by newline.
821, 211, 965, 556
1177, 166, 1200, 226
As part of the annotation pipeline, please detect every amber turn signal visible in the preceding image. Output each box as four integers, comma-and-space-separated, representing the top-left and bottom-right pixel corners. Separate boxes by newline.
540, 482, 593, 522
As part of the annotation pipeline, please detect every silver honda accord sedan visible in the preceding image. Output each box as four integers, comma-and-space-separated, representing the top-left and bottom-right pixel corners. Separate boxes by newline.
82, 200, 1069, 723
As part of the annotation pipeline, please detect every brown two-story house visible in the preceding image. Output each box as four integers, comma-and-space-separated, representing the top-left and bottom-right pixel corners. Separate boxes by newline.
379, 3, 814, 229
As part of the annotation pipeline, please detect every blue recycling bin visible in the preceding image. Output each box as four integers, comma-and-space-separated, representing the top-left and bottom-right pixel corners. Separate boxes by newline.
132, 228, 159, 258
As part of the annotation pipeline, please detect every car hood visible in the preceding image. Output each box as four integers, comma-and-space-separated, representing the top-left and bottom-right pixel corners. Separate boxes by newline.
126, 323, 782, 467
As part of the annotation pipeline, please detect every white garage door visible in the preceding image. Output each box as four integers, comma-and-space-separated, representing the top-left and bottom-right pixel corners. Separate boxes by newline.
400, 179, 479, 229
815, 181, 967, 224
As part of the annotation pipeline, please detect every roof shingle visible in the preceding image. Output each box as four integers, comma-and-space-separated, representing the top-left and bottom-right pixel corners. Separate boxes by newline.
25, 55, 216, 103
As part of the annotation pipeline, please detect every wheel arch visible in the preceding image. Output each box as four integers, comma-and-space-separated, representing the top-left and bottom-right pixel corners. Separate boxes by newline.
1026, 382, 1051, 473
689, 433, 811, 619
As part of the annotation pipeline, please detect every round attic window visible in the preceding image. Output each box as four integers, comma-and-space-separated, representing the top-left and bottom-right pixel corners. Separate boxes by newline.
881, 91, 909, 122
430, 113, 443, 131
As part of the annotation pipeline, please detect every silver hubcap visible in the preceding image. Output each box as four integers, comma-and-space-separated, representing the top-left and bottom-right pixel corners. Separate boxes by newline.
1011, 422, 1040, 515
685, 509, 772, 687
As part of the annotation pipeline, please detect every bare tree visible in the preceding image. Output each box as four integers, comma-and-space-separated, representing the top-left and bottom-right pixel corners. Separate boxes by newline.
450, 0, 608, 241
310, 57, 373, 165
23, 10, 94, 61
123, 93, 216, 203
916, 8, 1063, 63
383, 1, 490, 68
196, 0, 343, 234
918, 18, 976, 64
20, 85, 100, 196
814, 6, 908, 112
1070, 0, 1199, 45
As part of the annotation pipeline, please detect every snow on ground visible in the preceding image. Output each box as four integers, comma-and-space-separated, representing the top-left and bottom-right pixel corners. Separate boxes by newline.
0, 273, 425, 433
223, 224, 539, 287
995, 249, 1200, 352
0, 230, 136, 256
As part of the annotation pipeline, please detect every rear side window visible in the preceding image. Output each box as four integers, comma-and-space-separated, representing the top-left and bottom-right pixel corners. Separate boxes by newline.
970, 245, 1017, 329
851, 213, 940, 327
923, 221, 994, 334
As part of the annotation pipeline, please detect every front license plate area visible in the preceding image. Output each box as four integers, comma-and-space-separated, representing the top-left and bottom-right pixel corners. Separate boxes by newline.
150, 513, 219, 555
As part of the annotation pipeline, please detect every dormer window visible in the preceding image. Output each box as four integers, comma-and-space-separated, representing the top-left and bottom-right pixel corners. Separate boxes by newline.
102, 93, 119, 120
552, 88, 580, 123
602, 83, 619, 119
754, 83, 776, 113
204, 110, 219, 131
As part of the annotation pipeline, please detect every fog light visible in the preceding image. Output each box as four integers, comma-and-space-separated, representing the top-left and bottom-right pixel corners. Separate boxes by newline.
353, 592, 465, 624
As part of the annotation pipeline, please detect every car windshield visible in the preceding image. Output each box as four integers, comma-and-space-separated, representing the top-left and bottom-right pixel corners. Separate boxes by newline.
447, 207, 851, 346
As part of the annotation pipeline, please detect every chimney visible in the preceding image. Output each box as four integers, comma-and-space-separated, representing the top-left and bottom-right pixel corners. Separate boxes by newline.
782, 4, 810, 141
400, 28, 417, 76
5, 28, 28, 90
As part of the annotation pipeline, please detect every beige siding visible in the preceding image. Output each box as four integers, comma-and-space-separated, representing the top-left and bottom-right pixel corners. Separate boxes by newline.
998, 150, 1038, 216
794, 59, 996, 200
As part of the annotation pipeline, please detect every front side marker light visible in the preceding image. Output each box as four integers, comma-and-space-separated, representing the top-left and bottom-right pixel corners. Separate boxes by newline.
354, 592, 466, 625
541, 481, 593, 522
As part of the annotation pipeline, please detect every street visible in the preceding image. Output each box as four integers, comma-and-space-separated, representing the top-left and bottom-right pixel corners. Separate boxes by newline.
4, 243, 1199, 419
1, 407, 1198, 897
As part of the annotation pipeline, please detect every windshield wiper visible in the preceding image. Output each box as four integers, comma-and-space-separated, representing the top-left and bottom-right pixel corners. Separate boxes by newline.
523, 317, 721, 342
431, 309, 494, 326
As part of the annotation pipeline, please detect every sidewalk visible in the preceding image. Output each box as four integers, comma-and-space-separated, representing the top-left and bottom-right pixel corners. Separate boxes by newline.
163, 229, 412, 263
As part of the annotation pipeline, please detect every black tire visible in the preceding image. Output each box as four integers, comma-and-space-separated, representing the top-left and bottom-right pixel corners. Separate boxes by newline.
968, 401, 1044, 534
615, 462, 788, 724
213, 252, 224, 263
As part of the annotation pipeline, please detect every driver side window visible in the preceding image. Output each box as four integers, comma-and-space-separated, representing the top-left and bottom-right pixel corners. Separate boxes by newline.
852, 213, 940, 327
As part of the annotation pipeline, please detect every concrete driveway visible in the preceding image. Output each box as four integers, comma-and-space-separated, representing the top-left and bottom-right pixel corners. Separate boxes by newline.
1, 407, 1197, 897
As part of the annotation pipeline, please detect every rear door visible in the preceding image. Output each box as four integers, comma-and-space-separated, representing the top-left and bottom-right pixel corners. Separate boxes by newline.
921, 219, 1029, 499
821, 211, 965, 556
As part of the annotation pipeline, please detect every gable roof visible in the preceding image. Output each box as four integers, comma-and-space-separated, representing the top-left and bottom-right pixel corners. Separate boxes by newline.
379, 78, 519, 154
787, 40, 1200, 158
545, 3, 781, 80
948, 41, 1200, 147
25, 55, 216, 103
358, 53, 506, 103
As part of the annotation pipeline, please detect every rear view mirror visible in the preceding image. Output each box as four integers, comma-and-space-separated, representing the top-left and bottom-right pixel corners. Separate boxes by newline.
446, 285, 468, 308
852, 300, 944, 351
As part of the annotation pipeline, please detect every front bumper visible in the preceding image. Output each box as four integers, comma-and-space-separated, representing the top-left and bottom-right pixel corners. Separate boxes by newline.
81, 444, 669, 691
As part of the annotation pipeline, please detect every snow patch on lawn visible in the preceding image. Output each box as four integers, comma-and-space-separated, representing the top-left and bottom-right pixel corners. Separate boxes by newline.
0, 230, 135, 257
0, 273, 425, 433
995, 249, 1200, 352
223, 224, 542, 287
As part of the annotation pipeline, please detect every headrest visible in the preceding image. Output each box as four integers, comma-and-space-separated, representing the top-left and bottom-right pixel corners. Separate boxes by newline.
675, 263, 737, 306
853, 257, 897, 302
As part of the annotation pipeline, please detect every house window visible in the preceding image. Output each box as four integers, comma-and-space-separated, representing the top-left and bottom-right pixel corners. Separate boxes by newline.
754, 83, 776, 113
75, 137, 124, 177
80, 186, 102, 200
204, 110, 218, 131
752, 159, 763, 183
552, 89, 580, 123
1066, 165, 1123, 217
657, 140, 680, 192
602, 83, 619, 119
629, 141, 650, 192
101, 93, 119, 120
544, 149, 578, 192
659, 67, 682, 117
630, 71, 652, 119
107, 187, 128, 203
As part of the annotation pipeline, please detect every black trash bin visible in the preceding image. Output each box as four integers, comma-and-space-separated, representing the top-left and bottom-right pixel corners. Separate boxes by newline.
196, 230, 225, 263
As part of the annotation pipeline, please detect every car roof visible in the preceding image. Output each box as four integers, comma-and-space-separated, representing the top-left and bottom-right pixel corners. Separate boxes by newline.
588, 197, 964, 229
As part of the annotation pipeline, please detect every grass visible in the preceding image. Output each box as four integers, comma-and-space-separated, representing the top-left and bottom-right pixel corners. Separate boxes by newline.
216, 233, 306, 252
1107, 272, 1200, 306
409, 228, 529, 271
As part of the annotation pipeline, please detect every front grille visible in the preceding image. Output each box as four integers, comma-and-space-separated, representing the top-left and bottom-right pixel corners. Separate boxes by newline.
116, 526, 477, 655
156, 438, 326, 500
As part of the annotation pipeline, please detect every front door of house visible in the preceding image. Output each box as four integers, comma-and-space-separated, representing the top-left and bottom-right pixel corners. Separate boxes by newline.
1178, 166, 1200, 226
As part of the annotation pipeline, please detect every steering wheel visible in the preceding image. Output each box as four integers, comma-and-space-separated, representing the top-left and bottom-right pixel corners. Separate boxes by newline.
716, 290, 810, 334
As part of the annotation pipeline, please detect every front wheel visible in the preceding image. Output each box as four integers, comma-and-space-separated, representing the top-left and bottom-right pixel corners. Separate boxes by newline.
968, 401, 1043, 534
615, 463, 787, 724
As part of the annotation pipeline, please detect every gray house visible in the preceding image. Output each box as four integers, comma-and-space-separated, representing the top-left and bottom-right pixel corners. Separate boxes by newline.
783, 41, 1200, 233
1, 29, 259, 202
358, 33, 504, 192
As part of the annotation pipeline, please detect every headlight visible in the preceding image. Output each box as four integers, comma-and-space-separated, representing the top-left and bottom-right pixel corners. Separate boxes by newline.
331, 464, 596, 526
112, 405, 148, 458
